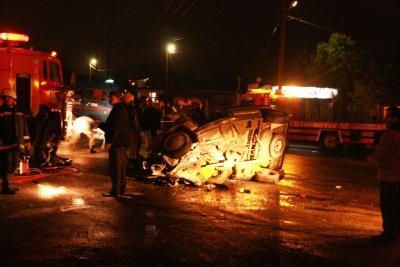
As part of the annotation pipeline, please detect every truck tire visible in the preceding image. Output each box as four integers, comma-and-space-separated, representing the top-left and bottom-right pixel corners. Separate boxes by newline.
322, 133, 339, 151
269, 134, 286, 159
40, 121, 59, 165
163, 131, 193, 159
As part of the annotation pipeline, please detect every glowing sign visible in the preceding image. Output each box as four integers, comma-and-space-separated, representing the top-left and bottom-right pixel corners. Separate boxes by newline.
0, 32, 29, 42
249, 88, 272, 94
272, 86, 338, 99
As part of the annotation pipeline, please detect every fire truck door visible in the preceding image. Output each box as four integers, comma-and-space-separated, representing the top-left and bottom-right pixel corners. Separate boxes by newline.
16, 74, 31, 115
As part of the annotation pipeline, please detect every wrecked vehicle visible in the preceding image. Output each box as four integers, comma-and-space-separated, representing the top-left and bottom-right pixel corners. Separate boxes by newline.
148, 106, 290, 185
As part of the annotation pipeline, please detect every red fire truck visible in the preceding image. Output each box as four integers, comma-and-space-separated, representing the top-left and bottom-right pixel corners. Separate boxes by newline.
241, 85, 386, 151
0, 32, 67, 166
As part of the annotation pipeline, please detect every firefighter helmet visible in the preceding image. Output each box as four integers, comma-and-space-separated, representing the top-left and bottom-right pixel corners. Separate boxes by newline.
1, 88, 17, 99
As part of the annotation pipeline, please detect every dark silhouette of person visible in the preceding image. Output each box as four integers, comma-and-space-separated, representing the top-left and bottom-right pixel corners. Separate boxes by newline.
0, 88, 30, 194
141, 98, 161, 140
367, 105, 400, 243
123, 90, 141, 165
101, 91, 130, 197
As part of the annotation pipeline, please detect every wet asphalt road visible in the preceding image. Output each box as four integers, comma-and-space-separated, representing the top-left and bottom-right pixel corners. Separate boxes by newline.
1, 141, 399, 266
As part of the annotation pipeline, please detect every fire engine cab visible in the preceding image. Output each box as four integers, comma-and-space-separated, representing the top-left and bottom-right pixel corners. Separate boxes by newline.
0, 32, 67, 166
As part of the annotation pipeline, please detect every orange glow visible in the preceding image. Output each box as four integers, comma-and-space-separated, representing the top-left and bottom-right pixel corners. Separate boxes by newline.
279, 194, 294, 207
250, 88, 271, 94
72, 197, 85, 206
279, 179, 296, 188
51, 51, 58, 57
37, 184, 67, 198
0, 32, 29, 42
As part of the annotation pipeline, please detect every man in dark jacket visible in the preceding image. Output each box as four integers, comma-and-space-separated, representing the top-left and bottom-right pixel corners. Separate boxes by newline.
102, 91, 130, 197
0, 88, 30, 194
368, 105, 400, 243
123, 90, 141, 164
141, 99, 161, 140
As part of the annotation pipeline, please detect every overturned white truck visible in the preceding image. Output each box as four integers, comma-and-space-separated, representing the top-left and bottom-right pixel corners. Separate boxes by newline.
149, 106, 290, 185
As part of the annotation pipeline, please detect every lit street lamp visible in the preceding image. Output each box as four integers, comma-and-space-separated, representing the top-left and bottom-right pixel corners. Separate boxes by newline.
165, 42, 176, 91
89, 57, 97, 82
277, 0, 298, 94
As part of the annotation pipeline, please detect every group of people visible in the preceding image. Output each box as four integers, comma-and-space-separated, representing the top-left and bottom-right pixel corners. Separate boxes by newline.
2, 85, 400, 246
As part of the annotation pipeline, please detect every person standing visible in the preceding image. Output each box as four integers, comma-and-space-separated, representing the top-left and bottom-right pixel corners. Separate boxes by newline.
0, 88, 30, 194
141, 98, 161, 140
101, 91, 130, 197
367, 105, 400, 243
65, 90, 75, 140
123, 90, 141, 165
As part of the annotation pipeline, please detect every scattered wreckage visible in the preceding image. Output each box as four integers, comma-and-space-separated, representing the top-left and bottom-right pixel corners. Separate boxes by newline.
146, 106, 290, 187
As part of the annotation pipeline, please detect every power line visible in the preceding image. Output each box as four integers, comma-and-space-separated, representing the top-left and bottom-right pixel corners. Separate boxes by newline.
171, 0, 187, 16
170, 56, 195, 90
256, 22, 278, 68
163, 0, 199, 18
287, 15, 336, 32
162, 0, 176, 17
181, 0, 199, 17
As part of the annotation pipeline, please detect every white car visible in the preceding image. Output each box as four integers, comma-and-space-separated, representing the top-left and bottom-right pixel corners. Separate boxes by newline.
149, 106, 290, 185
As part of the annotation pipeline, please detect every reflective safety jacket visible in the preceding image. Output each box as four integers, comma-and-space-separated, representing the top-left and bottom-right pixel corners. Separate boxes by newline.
0, 105, 30, 152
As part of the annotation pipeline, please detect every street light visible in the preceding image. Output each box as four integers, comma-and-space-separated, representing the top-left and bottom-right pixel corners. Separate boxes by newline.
89, 57, 97, 82
165, 42, 176, 91
277, 0, 299, 94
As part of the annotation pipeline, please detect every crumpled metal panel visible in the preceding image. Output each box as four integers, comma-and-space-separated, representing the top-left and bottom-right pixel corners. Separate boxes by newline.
150, 107, 290, 185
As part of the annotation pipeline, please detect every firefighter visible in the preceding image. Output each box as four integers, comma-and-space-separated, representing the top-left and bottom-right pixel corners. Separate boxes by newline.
65, 90, 75, 140
0, 88, 30, 194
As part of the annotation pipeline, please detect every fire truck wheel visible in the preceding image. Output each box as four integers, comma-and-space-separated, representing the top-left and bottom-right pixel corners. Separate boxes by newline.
269, 134, 286, 159
163, 131, 193, 159
322, 133, 339, 151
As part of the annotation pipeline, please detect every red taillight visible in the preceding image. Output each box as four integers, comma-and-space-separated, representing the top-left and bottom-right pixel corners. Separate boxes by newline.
0, 32, 29, 43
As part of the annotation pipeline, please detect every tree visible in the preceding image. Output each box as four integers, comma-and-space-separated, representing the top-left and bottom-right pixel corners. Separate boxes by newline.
307, 32, 361, 89
349, 62, 389, 122
306, 32, 400, 122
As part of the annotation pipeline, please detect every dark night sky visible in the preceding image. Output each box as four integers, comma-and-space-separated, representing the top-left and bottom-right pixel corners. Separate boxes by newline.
1, 0, 399, 90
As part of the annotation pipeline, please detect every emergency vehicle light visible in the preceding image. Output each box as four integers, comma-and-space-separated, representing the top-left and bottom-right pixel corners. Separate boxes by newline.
0, 32, 29, 42
272, 86, 338, 99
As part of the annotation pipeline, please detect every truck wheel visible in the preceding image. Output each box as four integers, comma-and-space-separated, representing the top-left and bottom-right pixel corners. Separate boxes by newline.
322, 134, 339, 151
269, 134, 286, 159
39, 118, 61, 165
163, 131, 193, 159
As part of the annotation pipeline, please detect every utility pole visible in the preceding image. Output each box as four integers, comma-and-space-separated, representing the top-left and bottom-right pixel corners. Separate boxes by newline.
277, 0, 287, 95
165, 50, 169, 91
277, 1, 298, 94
